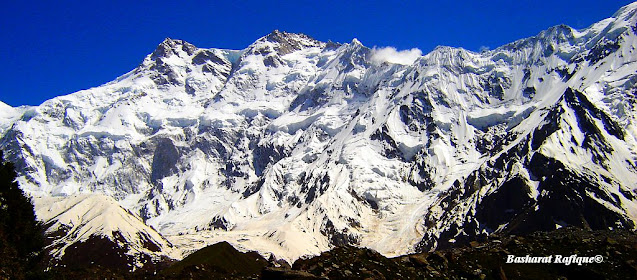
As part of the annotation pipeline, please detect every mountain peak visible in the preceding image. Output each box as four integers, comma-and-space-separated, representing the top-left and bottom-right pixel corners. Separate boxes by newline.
613, 1, 637, 22
264, 29, 287, 41
251, 30, 324, 55
350, 38, 362, 46
151, 37, 198, 59
264, 30, 308, 42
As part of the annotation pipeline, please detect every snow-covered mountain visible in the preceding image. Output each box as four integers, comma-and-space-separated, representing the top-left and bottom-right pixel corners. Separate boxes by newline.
2, 2, 637, 265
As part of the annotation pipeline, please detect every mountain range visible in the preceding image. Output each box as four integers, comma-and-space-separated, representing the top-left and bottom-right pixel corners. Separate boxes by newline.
1, 2, 637, 269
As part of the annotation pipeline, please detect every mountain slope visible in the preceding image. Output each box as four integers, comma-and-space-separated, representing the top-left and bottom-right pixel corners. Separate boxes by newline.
34, 194, 178, 270
1, 3, 637, 264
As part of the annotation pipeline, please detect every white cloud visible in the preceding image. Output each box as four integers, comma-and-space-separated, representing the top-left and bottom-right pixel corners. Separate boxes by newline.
370, 46, 422, 65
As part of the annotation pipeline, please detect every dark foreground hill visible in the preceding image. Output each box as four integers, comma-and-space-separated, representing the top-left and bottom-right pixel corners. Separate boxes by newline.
41, 227, 636, 279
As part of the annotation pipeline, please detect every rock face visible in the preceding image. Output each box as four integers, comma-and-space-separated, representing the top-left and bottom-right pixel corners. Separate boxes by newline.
2, 3, 637, 265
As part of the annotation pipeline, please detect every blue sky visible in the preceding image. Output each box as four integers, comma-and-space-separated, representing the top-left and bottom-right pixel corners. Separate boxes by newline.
0, 0, 633, 107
